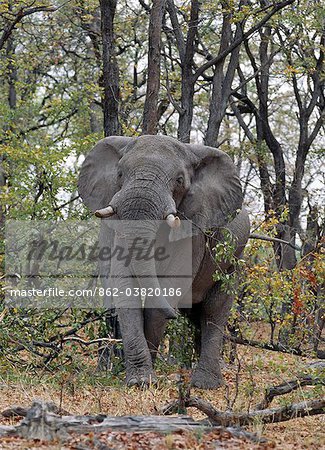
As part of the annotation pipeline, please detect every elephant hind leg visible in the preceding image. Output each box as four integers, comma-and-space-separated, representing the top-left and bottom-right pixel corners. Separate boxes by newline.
191, 283, 233, 389
144, 308, 168, 363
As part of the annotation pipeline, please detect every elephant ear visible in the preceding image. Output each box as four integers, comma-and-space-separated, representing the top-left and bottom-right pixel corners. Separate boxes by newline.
180, 144, 243, 231
78, 136, 133, 212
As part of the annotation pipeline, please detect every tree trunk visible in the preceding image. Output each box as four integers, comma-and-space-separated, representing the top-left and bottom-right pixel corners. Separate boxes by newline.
0, 36, 17, 232
205, 7, 243, 147
178, 75, 195, 143
99, 0, 121, 368
142, 0, 166, 135
100, 0, 120, 136
177, 0, 199, 143
245, 29, 293, 270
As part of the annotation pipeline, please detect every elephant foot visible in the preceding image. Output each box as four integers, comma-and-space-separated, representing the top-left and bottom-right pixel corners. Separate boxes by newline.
191, 368, 224, 390
126, 368, 157, 388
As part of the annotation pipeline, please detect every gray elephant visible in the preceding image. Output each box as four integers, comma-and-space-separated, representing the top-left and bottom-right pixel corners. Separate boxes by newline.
78, 135, 250, 389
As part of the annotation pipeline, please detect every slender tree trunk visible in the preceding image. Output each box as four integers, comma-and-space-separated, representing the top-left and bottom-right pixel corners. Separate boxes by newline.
303, 204, 320, 256
99, 0, 122, 367
100, 0, 120, 136
0, 36, 17, 232
302, 205, 323, 353
7, 37, 17, 111
256, 145, 273, 214
246, 28, 293, 269
231, 93, 273, 214
78, 6, 103, 135
142, 0, 166, 135
166, 0, 201, 142
205, 6, 243, 147
177, 0, 199, 143
178, 74, 195, 143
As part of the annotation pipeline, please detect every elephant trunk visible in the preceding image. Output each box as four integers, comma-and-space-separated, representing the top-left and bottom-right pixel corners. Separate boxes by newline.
113, 181, 175, 317
116, 225, 176, 320
107, 180, 177, 319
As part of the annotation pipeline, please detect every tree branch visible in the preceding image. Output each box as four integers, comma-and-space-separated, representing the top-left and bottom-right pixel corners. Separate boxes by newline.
0, 5, 58, 51
162, 397, 325, 427
307, 110, 325, 149
193, 0, 295, 81
249, 233, 301, 251
166, 0, 185, 63
53, 195, 80, 211
227, 334, 325, 359
61, 336, 121, 346
256, 375, 324, 410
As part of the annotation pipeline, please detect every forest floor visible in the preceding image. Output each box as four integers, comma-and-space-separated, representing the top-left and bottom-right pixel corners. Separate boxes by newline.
0, 342, 324, 449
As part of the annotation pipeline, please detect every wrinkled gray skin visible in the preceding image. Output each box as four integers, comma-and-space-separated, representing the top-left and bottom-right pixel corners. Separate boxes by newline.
78, 135, 250, 389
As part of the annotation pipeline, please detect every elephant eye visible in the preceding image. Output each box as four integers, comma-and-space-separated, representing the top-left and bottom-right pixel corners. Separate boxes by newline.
117, 170, 123, 179
176, 175, 184, 186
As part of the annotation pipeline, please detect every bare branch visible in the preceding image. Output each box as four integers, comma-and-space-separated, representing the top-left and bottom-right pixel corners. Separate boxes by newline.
249, 233, 301, 251
61, 336, 122, 346
227, 334, 325, 359
307, 110, 325, 149
194, 0, 295, 81
256, 375, 324, 410
53, 195, 80, 212
166, 0, 185, 62
161, 397, 325, 427
0, 5, 60, 51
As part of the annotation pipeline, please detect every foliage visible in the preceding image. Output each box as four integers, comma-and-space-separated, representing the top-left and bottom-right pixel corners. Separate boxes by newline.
229, 214, 324, 353
212, 228, 246, 295
164, 315, 198, 369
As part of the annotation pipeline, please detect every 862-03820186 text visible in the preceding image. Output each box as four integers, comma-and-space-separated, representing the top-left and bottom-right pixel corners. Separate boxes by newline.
94, 287, 182, 297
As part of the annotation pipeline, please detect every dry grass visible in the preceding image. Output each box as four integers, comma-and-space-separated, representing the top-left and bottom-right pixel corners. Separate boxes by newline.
0, 343, 324, 449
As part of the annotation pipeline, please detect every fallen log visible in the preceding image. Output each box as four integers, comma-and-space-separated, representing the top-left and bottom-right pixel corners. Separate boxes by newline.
16, 402, 208, 441
161, 397, 325, 427
0, 401, 265, 444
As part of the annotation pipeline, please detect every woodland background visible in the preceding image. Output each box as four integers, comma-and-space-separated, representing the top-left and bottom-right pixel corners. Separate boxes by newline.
0, 0, 324, 448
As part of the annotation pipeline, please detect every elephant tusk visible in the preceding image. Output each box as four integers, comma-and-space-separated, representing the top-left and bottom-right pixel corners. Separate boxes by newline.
95, 205, 115, 218
166, 214, 181, 229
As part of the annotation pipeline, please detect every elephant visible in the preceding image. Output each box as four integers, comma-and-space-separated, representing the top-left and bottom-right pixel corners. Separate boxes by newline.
78, 134, 250, 389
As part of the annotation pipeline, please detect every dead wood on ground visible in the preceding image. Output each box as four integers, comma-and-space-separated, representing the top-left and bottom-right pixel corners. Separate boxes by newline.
161, 396, 324, 427
0, 400, 265, 444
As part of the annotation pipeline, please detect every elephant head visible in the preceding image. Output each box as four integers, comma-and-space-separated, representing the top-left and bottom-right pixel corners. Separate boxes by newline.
78, 135, 243, 317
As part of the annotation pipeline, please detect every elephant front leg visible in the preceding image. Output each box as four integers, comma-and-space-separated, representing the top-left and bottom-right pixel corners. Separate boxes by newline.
117, 307, 157, 387
191, 284, 233, 389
